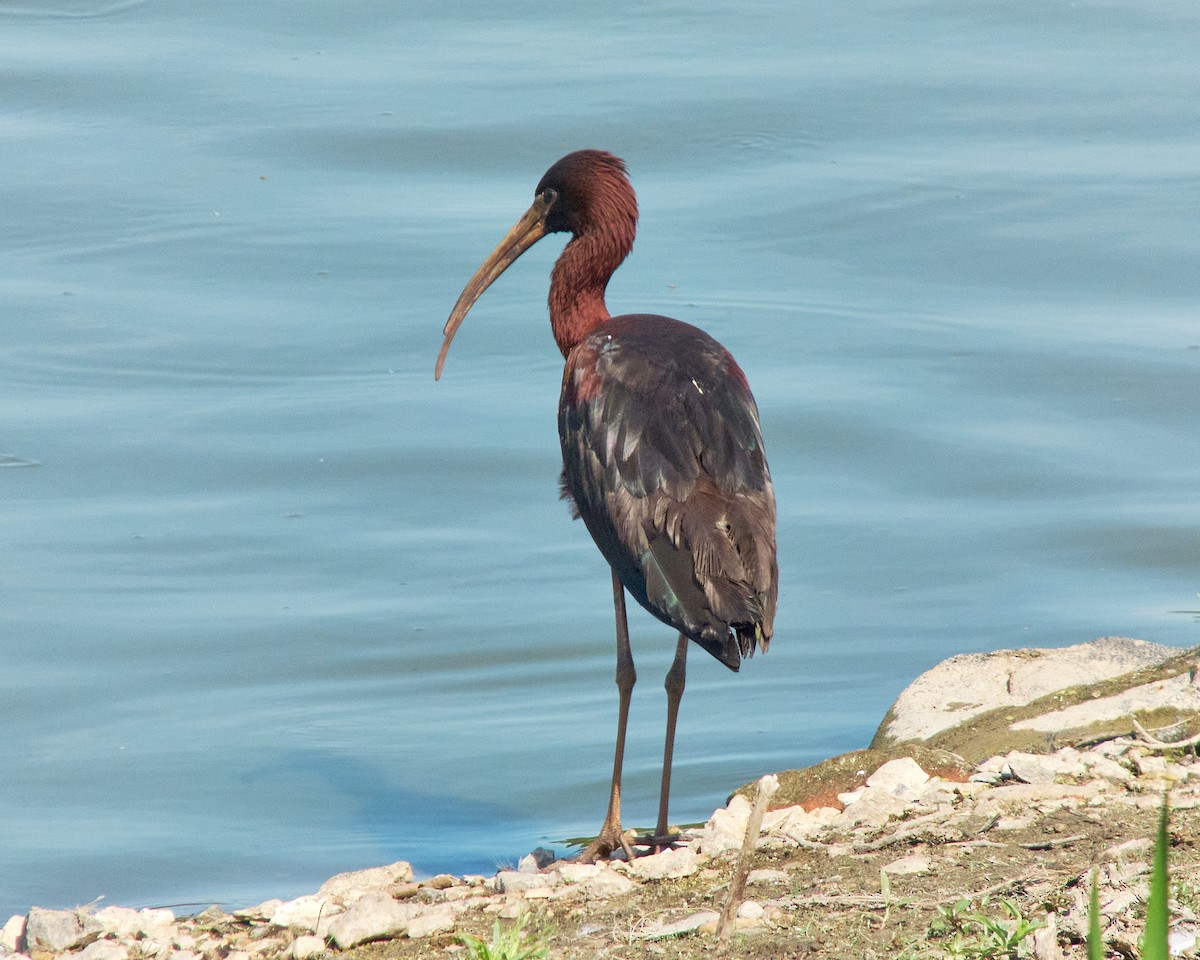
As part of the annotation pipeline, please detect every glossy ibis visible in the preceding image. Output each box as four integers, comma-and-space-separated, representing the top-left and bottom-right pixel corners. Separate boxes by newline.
436, 150, 777, 859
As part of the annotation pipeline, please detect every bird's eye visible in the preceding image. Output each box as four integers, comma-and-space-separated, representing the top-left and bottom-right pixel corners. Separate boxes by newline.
541, 188, 559, 205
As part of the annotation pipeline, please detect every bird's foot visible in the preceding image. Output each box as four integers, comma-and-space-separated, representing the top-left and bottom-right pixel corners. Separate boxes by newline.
638, 829, 682, 854
574, 822, 636, 863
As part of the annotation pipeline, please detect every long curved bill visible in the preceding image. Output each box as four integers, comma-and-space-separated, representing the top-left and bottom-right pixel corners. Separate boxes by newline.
435, 192, 554, 380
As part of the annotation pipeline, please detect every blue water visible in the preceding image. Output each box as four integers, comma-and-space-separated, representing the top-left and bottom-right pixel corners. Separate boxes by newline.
3, 0, 1198, 918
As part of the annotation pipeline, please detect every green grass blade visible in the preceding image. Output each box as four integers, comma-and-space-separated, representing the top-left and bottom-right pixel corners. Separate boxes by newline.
1142, 795, 1171, 960
1087, 868, 1104, 960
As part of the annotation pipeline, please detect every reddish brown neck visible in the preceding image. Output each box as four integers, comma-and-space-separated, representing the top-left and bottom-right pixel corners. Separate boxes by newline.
548, 227, 632, 357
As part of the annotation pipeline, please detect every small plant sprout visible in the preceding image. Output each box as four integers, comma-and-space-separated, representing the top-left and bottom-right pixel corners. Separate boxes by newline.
457, 912, 549, 960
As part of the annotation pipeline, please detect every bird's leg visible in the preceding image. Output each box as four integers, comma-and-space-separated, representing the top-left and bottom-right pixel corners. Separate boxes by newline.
651, 633, 689, 850
577, 570, 637, 862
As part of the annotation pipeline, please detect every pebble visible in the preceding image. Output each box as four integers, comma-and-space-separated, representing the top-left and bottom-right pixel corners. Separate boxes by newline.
747, 868, 790, 884
882, 854, 932, 876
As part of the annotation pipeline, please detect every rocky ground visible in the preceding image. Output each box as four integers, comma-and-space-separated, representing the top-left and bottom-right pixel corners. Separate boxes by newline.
6, 637, 1200, 960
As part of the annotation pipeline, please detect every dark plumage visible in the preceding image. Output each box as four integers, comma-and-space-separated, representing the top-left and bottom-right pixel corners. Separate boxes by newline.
559, 313, 776, 670
437, 150, 778, 859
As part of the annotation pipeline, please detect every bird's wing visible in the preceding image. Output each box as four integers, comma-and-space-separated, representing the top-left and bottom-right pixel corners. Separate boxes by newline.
559, 315, 777, 668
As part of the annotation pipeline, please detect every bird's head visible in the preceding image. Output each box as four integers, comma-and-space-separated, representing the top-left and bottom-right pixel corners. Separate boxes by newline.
436, 150, 638, 380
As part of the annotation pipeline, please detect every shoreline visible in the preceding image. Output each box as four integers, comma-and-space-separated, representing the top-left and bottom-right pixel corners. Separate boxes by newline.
6, 637, 1199, 960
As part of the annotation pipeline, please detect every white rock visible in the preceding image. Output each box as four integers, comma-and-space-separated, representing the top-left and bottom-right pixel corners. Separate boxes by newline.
289, 935, 326, 959
1, 915, 26, 952
833, 788, 909, 828
493, 870, 560, 894
234, 901, 282, 922
737, 900, 765, 920
317, 861, 414, 905
1014, 672, 1200, 734
877, 637, 1177, 743
405, 906, 456, 939
634, 910, 720, 940
271, 895, 338, 932
570, 869, 637, 899
697, 794, 753, 856
866, 758, 930, 799
623, 847, 699, 881
837, 787, 866, 806
1005, 753, 1059, 785
77, 940, 130, 960
92, 908, 142, 940
763, 805, 828, 845
325, 892, 412, 949
138, 909, 177, 940
1103, 837, 1154, 861
554, 863, 601, 884
882, 854, 932, 876
1169, 928, 1199, 955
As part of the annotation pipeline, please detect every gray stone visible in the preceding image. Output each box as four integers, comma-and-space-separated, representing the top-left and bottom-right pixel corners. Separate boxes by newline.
517, 848, 556, 872
736, 900, 765, 920
317, 861, 413, 905
405, 907, 455, 939
622, 847, 699, 881
24, 906, 103, 953
325, 892, 412, 949
493, 871, 560, 894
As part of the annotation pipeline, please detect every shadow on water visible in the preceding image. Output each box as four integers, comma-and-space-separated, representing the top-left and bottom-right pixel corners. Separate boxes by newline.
236, 748, 539, 889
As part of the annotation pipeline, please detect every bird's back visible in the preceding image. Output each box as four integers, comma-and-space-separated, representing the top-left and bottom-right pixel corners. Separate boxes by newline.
558, 314, 777, 671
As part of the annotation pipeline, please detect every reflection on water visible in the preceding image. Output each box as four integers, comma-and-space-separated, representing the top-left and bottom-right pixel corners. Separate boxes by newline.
2, 0, 1198, 918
